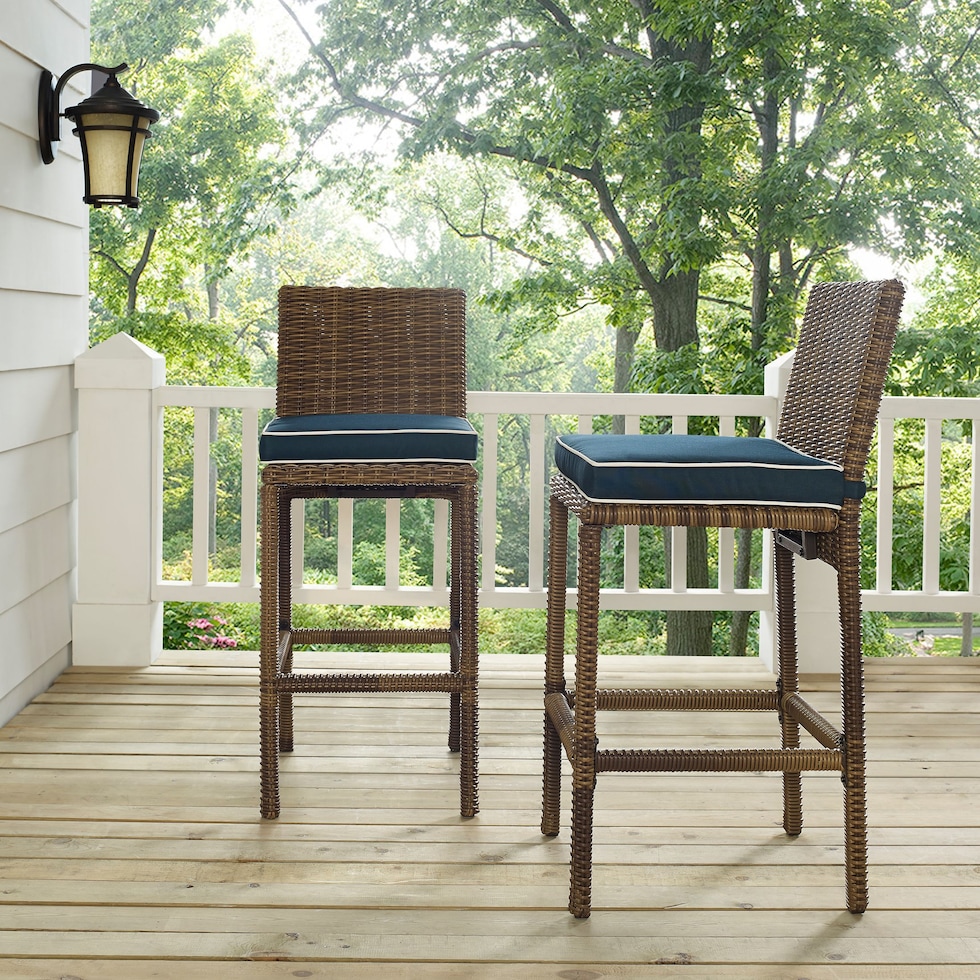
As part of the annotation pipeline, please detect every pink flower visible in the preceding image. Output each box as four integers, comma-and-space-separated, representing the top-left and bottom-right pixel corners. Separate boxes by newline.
182, 612, 243, 650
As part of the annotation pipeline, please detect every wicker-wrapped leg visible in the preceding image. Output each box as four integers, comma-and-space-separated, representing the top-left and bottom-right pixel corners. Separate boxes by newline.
838, 507, 869, 913
448, 492, 463, 754
259, 482, 282, 820
775, 540, 803, 836
277, 490, 295, 754
457, 482, 480, 818
542, 495, 570, 837
568, 521, 602, 919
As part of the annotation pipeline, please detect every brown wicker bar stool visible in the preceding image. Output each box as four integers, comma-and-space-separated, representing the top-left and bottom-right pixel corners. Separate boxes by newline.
259, 286, 479, 820
542, 279, 904, 917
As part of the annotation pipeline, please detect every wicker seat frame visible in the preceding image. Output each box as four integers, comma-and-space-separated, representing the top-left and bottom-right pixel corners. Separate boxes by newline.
260, 286, 479, 820
542, 280, 905, 917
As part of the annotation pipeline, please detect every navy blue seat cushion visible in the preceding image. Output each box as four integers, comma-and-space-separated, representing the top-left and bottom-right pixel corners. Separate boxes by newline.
260, 413, 478, 463
555, 433, 865, 508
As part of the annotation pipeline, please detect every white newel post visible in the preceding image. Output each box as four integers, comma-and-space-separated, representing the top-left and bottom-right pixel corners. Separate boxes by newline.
72, 334, 166, 665
760, 350, 841, 676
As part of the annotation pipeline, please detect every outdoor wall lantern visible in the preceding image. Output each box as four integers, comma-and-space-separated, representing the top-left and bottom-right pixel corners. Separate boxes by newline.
38, 62, 160, 208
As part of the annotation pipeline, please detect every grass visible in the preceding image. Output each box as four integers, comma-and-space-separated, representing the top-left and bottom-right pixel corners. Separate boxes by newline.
884, 615, 960, 628
924, 636, 978, 657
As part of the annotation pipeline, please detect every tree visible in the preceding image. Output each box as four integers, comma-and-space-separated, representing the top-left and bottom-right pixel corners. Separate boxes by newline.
881, 257, 980, 655
272, 0, 952, 653
271, 0, 980, 654
268, 0, 980, 652
91, 0, 306, 570
99, 0, 980, 652
275, 0, 723, 652
90, 0, 298, 383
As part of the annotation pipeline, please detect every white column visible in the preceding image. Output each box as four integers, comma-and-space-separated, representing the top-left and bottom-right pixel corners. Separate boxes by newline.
760, 348, 841, 676
792, 559, 843, 676
72, 334, 165, 665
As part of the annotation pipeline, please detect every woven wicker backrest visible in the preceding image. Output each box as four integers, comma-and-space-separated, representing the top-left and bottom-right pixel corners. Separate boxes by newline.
777, 280, 904, 481
276, 286, 467, 418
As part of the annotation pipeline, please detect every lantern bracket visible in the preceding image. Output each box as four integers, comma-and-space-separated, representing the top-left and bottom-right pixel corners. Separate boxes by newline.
38, 62, 128, 165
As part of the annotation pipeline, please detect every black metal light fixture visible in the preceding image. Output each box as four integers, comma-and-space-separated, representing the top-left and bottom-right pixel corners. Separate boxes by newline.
38, 62, 160, 208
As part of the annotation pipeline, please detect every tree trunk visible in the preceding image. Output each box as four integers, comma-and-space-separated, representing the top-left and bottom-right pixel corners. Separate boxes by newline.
665, 524, 712, 656
206, 276, 219, 322
597, 21, 713, 655
205, 268, 220, 556
648, 268, 699, 350
126, 228, 157, 317
612, 319, 641, 433
649, 268, 713, 654
962, 613, 974, 657
729, 44, 782, 656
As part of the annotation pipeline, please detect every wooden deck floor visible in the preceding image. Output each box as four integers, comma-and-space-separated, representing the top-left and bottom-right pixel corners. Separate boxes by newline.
1, 652, 979, 979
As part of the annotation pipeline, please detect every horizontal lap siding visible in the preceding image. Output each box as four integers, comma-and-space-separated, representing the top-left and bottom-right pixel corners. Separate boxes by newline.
0, 0, 91, 724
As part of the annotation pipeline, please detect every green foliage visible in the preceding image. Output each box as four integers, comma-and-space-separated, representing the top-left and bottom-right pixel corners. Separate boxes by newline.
889, 259, 980, 401
285, 0, 980, 364
91, 312, 251, 386
88, 1, 980, 660
89, 5, 299, 382
275, 0, 980, 656
91, 0, 231, 61
476, 609, 550, 657
862, 612, 913, 658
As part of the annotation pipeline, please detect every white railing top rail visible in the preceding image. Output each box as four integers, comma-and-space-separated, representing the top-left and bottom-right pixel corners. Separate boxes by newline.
156, 385, 775, 414
154, 382, 980, 420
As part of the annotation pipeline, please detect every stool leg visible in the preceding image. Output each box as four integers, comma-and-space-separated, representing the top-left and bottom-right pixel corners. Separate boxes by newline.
569, 521, 602, 919
542, 495, 569, 837
448, 493, 462, 754
277, 493, 295, 754
457, 483, 480, 818
775, 542, 803, 836
259, 482, 281, 820
839, 510, 869, 913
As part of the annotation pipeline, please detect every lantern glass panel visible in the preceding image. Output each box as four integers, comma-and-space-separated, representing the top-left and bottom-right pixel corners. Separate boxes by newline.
78, 112, 152, 200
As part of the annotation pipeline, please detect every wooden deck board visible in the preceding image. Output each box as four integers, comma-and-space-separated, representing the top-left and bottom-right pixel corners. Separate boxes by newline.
0, 652, 978, 977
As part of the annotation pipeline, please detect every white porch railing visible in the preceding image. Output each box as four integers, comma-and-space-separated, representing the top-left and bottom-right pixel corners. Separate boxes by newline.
71, 336, 980, 670
150, 386, 778, 611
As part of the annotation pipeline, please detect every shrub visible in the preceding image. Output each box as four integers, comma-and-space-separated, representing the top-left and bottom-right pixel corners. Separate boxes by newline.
163, 602, 246, 650
862, 611, 913, 657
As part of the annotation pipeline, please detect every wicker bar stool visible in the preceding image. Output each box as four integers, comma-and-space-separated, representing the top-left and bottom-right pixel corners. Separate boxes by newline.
259, 286, 479, 820
542, 280, 904, 917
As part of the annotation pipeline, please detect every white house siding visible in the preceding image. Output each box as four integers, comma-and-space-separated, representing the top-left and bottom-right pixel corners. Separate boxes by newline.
0, 1, 91, 724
